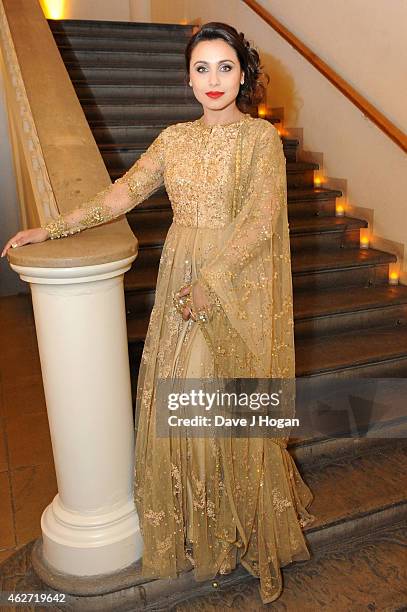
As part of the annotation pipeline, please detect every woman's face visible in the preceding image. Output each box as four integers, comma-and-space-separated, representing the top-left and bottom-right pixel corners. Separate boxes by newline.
189, 39, 244, 112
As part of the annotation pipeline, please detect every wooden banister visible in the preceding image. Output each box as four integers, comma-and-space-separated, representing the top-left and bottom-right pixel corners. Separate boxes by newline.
243, 0, 407, 153
1, 0, 137, 269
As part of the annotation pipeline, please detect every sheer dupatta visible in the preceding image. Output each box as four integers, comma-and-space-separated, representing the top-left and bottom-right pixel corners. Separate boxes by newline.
186, 121, 313, 603
194, 120, 295, 382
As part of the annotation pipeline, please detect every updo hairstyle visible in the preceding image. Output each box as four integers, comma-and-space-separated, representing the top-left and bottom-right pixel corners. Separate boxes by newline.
185, 21, 269, 111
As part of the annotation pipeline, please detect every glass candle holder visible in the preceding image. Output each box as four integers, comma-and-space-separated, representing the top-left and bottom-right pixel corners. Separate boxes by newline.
335, 203, 345, 217
257, 103, 267, 118
359, 228, 370, 249
388, 262, 400, 285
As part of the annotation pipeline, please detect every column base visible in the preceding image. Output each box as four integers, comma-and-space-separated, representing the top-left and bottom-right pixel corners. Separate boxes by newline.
31, 538, 147, 596
41, 494, 142, 575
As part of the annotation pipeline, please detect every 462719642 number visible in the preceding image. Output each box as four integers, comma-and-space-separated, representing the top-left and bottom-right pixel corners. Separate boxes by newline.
1, 592, 67, 606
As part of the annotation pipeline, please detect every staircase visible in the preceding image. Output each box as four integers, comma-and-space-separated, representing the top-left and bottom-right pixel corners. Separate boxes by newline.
46, 19, 407, 610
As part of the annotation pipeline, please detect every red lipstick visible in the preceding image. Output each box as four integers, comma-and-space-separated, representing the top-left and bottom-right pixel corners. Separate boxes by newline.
206, 91, 225, 99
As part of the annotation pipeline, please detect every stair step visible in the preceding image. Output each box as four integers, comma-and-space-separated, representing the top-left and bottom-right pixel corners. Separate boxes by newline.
48, 18, 193, 39
126, 314, 151, 343
66, 65, 187, 84
58, 48, 187, 68
174, 444, 407, 610
102, 145, 317, 188
127, 207, 173, 230
127, 305, 407, 377
125, 290, 156, 321
289, 187, 343, 202
127, 217, 172, 247
303, 443, 407, 540
293, 246, 395, 272
54, 36, 189, 53
91, 121, 284, 145
175, 520, 407, 610
98, 138, 296, 166
75, 83, 195, 102
286, 161, 319, 189
278, 521, 407, 611
291, 416, 407, 468
124, 272, 407, 337
113, 185, 332, 219
294, 284, 407, 337
289, 215, 367, 250
123, 249, 398, 326
282, 138, 299, 163
128, 191, 171, 212
88, 114, 280, 129
82, 102, 202, 123
127, 212, 365, 252
288, 186, 342, 217
296, 325, 407, 376
292, 247, 396, 290
124, 244, 395, 293
82, 96, 200, 108
290, 215, 366, 233
124, 262, 158, 291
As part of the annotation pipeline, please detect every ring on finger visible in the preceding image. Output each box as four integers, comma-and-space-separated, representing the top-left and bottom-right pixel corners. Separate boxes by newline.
179, 295, 192, 307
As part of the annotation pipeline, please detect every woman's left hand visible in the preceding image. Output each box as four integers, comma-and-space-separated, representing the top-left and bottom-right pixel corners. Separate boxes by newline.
178, 282, 210, 321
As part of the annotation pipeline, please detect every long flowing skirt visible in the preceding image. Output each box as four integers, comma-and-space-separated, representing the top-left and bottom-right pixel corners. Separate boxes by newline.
133, 221, 315, 604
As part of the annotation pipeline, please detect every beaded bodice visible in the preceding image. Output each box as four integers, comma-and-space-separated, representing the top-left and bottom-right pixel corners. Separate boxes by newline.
164, 114, 253, 228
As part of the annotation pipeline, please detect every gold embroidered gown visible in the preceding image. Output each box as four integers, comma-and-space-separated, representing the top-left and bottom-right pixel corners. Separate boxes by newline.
43, 113, 315, 604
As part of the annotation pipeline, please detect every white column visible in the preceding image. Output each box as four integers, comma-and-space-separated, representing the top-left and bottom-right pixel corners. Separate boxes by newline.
129, 0, 151, 22
11, 256, 142, 576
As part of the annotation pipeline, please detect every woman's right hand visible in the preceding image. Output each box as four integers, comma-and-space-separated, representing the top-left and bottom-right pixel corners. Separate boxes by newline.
1, 228, 49, 258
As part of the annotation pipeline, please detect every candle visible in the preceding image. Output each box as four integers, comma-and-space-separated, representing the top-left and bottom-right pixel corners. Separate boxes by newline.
359, 228, 370, 249
314, 176, 322, 188
388, 262, 400, 285
257, 103, 267, 118
335, 203, 345, 217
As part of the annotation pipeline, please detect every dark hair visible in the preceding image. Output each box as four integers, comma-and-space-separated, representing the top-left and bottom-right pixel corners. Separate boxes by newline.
185, 22, 269, 111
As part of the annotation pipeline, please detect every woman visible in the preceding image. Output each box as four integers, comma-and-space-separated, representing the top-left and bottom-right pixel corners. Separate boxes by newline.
2, 22, 315, 605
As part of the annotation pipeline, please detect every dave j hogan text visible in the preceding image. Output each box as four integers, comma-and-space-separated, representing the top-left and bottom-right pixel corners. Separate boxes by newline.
168, 414, 298, 428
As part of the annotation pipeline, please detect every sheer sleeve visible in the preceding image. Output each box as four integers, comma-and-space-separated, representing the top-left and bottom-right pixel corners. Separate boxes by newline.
193, 121, 295, 384
41, 127, 168, 239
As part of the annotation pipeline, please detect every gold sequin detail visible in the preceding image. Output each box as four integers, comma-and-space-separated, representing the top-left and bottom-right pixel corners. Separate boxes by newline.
271, 487, 293, 513
144, 508, 165, 526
